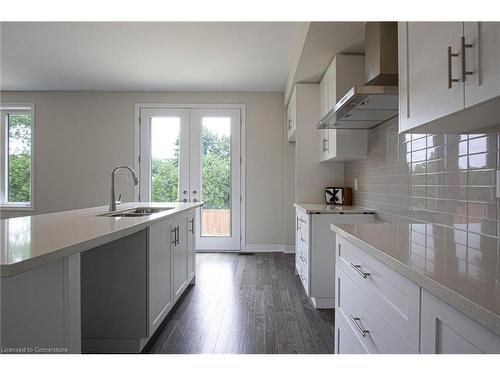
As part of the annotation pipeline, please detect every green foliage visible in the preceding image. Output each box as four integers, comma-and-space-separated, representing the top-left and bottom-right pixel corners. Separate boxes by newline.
151, 158, 179, 202
151, 128, 230, 209
8, 154, 31, 202
7, 114, 32, 203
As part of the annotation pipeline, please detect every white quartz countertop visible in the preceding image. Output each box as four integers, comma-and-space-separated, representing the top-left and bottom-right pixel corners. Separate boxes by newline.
294, 203, 375, 214
330, 222, 500, 336
0, 202, 202, 277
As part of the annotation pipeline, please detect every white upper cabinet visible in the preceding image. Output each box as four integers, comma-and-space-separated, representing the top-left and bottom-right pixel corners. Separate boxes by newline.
399, 22, 500, 134
287, 87, 297, 142
464, 22, 500, 107
318, 55, 367, 162
398, 22, 464, 133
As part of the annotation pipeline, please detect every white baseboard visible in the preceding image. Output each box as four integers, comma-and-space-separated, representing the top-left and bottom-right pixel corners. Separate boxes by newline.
244, 244, 284, 253
197, 244, 296, 254
243, 245, 295, 253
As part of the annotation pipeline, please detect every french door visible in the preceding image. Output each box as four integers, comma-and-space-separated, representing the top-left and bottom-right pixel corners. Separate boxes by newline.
139, 107, 241, 251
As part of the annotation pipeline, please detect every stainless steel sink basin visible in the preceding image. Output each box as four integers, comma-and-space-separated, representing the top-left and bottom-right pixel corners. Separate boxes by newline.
99, 207, 173, 217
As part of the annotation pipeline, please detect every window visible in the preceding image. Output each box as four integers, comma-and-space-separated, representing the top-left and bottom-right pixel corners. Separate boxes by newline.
0, 104, 34, 209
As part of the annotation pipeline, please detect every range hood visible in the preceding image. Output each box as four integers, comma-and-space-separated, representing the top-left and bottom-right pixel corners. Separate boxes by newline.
318, 22, 398, 129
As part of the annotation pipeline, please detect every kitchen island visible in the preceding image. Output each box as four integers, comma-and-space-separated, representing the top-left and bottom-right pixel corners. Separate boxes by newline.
0, 202, 202, 353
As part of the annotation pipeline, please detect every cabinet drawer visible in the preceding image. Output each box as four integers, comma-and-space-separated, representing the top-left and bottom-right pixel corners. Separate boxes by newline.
337, 268, 416, 354
297, 234, 309, 266
336, 235, 420, 349
335, 308, 368, 354
298, 218, 309, 245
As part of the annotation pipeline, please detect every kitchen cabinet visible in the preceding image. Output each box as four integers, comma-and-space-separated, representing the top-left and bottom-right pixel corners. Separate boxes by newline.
319, 128, 368, 162
187, 211, 196, 283
150, 209, 195, 337
318, 55, 367, 162
399, 22, 500, 134
334, 233, 500, 354
148, 218, 174, 335
172, 210, 189, 302
287, 87, 297, 142
295, 207, 376, 308
464, 22, 500, 107
420, 290, 500, 354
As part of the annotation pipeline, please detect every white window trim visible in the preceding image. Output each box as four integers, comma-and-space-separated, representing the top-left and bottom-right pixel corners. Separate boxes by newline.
0, 103, 35, 211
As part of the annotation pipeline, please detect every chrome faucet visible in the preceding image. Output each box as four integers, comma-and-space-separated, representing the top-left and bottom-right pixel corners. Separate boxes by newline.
109, 165, 139, 212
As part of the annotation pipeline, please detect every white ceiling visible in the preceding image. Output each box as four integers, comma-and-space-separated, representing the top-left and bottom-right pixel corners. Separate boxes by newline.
0, 22, 306, 91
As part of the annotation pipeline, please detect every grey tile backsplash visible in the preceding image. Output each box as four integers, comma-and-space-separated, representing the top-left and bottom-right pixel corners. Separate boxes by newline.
345, 117, 500, 238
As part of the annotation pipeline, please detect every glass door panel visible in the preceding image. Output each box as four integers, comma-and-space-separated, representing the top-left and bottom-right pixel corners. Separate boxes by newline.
139, 108, 190, 204
201, 117, 231, 237
191, 109, 241, 251
150, 117, 180, 202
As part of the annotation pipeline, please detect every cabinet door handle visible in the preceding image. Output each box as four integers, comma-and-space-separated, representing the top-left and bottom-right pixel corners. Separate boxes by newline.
448, 46, 460, 89
322, 138, 329, 152
296, 217, 300, 230
461, 36, 473, 82
175, 226, 180, 245
288, 119, 292, 129
171, 228, 177, 245
189, 218, 194, 233
348, 314, 369, 337
349, 263, 370, 279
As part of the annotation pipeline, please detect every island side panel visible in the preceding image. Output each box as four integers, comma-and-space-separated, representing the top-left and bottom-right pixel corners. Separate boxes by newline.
0, 254, 81, 353
81, 229, 148, 353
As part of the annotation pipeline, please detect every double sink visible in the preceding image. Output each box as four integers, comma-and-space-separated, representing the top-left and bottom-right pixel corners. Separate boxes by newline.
100, 207, 173, 218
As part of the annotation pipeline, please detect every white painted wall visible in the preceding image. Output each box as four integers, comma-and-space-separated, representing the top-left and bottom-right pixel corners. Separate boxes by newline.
0, 91, 285, 247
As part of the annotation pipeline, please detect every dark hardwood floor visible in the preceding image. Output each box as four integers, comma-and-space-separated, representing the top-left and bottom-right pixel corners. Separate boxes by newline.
144, 252, 335, 354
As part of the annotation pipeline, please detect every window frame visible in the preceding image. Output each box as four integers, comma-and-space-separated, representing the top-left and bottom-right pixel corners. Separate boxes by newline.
0, 103, 35, 210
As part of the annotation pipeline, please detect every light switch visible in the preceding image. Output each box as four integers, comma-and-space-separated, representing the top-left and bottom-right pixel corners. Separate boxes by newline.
354, 178, 359, 192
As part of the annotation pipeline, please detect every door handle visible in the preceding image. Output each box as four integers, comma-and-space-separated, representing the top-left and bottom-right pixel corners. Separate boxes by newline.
171, 227, 177, 245
461, 36, 473, 82
448, 46, 460, 89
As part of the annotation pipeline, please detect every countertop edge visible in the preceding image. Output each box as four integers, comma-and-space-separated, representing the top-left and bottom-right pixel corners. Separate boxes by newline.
1, 203, 203, 278
294, 203, 375, 214
330, 223, 500, 337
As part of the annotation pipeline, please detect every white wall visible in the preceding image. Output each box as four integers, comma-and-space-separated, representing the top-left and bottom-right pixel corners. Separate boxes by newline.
0, 91, 285, 248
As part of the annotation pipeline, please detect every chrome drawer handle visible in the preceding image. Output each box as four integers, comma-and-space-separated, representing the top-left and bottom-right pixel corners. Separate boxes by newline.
348, 314, 369, 337
349, 263, 370, 279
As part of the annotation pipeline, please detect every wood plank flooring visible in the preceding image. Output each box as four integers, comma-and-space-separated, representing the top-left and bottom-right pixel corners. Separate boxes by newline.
144, 252, 335, 354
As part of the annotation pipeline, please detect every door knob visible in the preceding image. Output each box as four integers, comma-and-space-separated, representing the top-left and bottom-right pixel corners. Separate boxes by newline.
183, 190, 187, 195
192, 190, 197, 195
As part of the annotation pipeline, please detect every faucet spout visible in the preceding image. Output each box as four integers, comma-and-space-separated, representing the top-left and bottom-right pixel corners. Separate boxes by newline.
109, 165, 139, 212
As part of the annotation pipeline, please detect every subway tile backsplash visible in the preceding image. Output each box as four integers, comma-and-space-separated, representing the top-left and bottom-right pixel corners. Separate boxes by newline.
344, 117, 500, 238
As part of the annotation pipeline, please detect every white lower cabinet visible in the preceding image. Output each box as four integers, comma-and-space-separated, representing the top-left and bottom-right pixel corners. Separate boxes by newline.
335, 234, 500, 354
335, 308, 368, 354
148, 218, 174, 335
187, 211, 196, 283
172, 211, 189, 302
295, 208, 376, 308
420, 290, 500, 354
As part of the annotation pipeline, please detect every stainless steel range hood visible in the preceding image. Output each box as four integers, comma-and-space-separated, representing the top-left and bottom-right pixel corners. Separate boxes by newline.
318, 22, 398, 130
